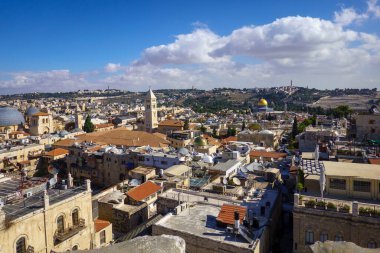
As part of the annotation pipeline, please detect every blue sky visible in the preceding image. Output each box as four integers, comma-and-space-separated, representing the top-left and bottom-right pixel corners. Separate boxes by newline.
0, 0, 379, 93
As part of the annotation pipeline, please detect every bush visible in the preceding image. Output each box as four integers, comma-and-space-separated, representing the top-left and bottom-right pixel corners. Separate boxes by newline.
327, 202, 336, 209
340, 204, 350, 211
305, 200, 316, 207
297, 182, 304, 192
316, 201, 326, 207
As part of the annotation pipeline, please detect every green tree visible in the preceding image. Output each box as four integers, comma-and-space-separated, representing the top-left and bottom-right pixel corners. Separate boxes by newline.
231, 127, 237, 136
292, 116, 298, 138
241, 121, 246, 131
212, 128, 218, 138
184, 119, 189, 130
248, 123, 262, 131
83, 115, 95, 133
200, 124, 206, 133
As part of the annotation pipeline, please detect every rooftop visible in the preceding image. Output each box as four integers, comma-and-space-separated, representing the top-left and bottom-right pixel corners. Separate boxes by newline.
2, 185, 87, 220
155, 203, 252, 249
323, 161, 380, 180
126, 181, 161, 202
217, 204, 247, 225
44, 148, 69, 157
94, 218, 111, 232
211, 160, 241, 172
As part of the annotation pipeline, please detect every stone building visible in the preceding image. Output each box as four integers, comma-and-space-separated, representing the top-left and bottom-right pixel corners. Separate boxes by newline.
293, 161, 380, 252
157, 119, 184, 135
352, 112, 380, 141
0, 179, 97, 252
0, 107, 25, 138
29, 112, 55, 136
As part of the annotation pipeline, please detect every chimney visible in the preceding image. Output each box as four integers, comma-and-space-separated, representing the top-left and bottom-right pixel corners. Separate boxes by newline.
86, 179, 92, 192
234, 211, 240, 231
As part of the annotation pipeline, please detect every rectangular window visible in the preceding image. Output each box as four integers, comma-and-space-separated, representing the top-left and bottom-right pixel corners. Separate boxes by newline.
100, 230, 106, 244
161, 161, 168, 165
330, 178, 346, 190
305, 230, 314, 245
353, 180, 371, 192
320, 233, 328, 242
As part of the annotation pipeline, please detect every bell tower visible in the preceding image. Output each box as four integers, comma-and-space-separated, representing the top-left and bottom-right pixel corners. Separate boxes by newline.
144, 89, 158, 132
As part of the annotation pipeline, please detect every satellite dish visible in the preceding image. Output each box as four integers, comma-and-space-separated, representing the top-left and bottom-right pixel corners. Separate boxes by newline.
241, 167, 248, 173
222, 177, 228, 185
233, 177, 241, 186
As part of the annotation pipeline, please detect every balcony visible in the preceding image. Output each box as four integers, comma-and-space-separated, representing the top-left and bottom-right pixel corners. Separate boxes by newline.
54, 218, 86, 244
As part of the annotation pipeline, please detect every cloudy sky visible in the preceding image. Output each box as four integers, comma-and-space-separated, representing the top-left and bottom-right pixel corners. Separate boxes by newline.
0, 0, 379, 94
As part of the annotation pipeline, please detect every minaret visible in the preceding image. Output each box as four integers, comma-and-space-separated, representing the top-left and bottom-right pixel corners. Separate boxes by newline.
144, 89, 158, 132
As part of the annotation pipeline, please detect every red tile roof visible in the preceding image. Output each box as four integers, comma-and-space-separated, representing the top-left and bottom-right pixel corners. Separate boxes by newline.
158, 119, 184, 127
94, 219, 111, 232
250, 150, 287, 159
32, 112, 49, 117
126, 181, 161, 202
216, 204, 247, 225
95, 123, 114, 129
221, 136, 237, 144
369, 158, 380, 165
45, 148, 69, 157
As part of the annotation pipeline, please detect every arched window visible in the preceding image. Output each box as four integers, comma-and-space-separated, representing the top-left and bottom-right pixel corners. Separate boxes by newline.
57, 215, 65, 233
16, 237, 26, 253
305, 230, 314, 244
334, 234, 343, 241
72, 245, 78, 251
72, 209, 79, 226
368, 240, 377, 249
320, 232, 328, 242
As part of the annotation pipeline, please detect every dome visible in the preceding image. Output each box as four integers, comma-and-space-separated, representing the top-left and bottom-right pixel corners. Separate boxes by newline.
202, 154, 214, 164
0, 107, 25, 127
258, 98, 268, 107
178, 148, 190, 156
25, 106, 40, 116
194, 136, 208, 146
259, 130, 274, 135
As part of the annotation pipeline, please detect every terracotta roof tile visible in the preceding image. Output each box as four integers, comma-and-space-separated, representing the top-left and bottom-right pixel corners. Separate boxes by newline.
158, 119, 184, 127
77, 128, 170, 148
95, 123, 114, 129
126, 181, 161, 202
94, 219, 111, 232
216, 204, 247, 225
45, 148, 69, 157
250, 151, 287, 159
369, 158, 380, 165
221, 136, 237, 144
32, 112, 49, 117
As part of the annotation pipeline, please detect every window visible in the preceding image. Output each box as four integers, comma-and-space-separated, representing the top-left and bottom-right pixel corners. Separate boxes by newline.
369, 119, 375, 124
320, 232, 328, 242
335, 234, 343, 241
72, 245, 78, 251
330, 178, 346, 190
368, 240, 377, 249
72, 209, 79, 226
161, 161, 168, 165
100, 230, 106, 244
57, 215, 65, 233
305, 230, 314, 244
353, 180, 371, 192
16, 237, 26, 253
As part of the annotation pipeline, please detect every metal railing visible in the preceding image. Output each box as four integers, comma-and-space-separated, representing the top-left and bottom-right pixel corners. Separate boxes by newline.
54, 218, 85, 243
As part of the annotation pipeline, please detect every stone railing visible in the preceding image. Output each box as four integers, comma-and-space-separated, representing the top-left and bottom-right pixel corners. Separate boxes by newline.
294, 193, 380, 218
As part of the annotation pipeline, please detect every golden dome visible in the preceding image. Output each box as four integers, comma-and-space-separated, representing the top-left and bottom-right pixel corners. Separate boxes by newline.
258, 98, 268, 107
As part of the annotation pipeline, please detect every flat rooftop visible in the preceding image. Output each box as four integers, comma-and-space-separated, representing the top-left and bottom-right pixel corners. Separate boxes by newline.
2, 185, 87, 220
156, 203, 252, 249
324, 161, 380, 180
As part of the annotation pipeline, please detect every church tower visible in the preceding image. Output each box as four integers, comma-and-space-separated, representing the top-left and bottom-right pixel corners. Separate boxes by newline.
144, 89, 158, 132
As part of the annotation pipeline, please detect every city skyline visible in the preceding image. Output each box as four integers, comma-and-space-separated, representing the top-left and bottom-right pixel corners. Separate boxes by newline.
1, 0, 380, 94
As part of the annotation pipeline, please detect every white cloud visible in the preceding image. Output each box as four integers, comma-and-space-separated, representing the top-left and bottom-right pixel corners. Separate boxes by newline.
105, 63, 122, 72
1, 11, 380, 93
368, 0, 380, 18
334, 7, 368, 26
134, 28, 229, 66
